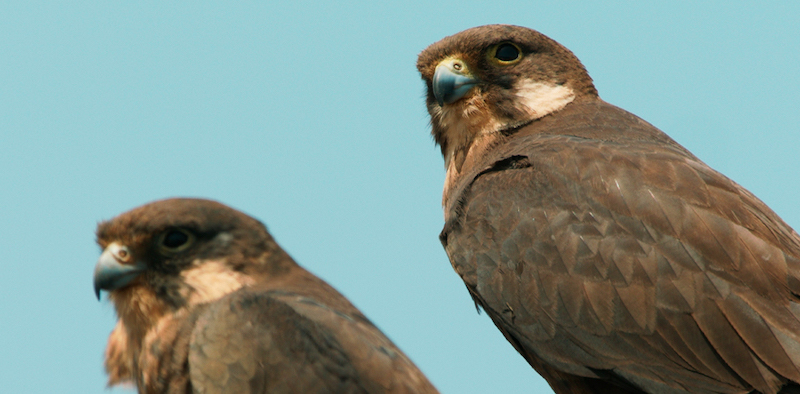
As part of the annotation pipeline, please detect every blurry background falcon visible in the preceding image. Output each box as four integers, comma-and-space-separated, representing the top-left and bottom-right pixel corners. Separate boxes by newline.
93, 198, 438, 394
417, 24, 800, 394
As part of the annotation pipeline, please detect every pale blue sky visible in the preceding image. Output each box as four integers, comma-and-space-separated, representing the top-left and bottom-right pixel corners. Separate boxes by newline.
1, 2, 798, 393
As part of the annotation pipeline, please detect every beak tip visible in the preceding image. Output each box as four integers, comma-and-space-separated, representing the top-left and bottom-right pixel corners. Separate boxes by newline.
432, 61, 477, 106
93, 244, 144, 300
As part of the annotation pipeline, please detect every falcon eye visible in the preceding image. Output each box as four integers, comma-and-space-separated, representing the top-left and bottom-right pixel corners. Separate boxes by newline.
492, 43, 522, 64
158, 229, 194, 253
164, 231, 188, 248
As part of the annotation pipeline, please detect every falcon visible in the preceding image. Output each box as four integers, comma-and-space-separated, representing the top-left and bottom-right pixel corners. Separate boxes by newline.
93, 198, 438, 394
417, 24, 800, 394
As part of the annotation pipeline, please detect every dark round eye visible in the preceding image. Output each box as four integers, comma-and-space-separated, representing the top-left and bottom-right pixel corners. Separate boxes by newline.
160, 229, 193, 252
163, 231, 188, 248
495, 43, 521, 62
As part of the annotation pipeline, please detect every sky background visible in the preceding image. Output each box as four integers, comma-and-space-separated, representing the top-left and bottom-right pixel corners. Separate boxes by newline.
2, 2, 799, 393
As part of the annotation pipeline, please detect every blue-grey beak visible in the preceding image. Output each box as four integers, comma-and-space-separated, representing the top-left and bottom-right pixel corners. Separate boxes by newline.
433, 58, 478, 106
93, 242, 146, 300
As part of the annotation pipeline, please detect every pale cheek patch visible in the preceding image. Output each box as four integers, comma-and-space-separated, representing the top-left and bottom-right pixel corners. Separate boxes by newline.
514, 80, 575, 119
182, 260, 255, 305
212, 232, 233, 246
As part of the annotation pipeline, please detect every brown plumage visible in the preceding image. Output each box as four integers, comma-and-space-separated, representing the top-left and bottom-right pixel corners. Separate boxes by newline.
93, 198, 438, 394
418, 24, 800, 393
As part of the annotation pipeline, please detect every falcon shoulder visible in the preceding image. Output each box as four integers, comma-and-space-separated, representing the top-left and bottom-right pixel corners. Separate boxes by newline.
186, 283, 437, 394
441, 100, 800, 393
116, 273, 438, 394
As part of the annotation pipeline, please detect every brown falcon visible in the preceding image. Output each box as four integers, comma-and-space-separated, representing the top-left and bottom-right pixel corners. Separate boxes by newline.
93, 198, 438, 394
417, 24, 800, 394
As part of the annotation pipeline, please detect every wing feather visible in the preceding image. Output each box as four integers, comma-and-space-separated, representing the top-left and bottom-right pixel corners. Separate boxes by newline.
442, 101, 800, 393
188, 288, 437, 394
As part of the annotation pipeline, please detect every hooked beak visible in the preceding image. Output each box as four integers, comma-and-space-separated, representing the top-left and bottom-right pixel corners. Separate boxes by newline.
432, 58, 478, 106
93, 242, 146, 300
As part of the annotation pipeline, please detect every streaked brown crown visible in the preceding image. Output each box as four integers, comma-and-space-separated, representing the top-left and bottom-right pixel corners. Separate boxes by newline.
97, 198, 272, 256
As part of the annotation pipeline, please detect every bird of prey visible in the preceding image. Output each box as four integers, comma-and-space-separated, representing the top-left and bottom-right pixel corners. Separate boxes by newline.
93, 198, 438, 394
417, 24, 800, 394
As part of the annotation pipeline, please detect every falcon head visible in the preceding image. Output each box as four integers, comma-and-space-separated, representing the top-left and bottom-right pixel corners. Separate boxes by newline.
417, 25, 598, 196
93, 198, 288, 341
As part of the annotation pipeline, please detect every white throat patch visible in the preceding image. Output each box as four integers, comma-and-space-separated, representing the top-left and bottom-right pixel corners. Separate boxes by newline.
182, 260, 255, 305
514, 80, 575, 119
434, 80, 576, 210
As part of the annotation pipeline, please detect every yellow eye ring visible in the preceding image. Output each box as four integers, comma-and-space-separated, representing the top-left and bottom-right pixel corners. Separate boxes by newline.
489, 42, 522, 65
158, 228, 195, 254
